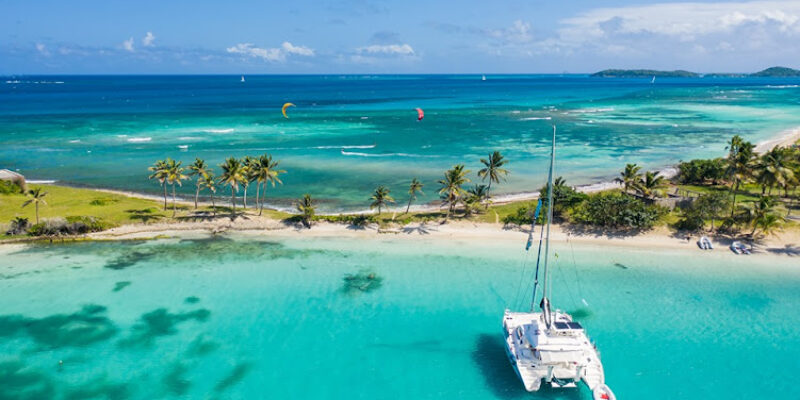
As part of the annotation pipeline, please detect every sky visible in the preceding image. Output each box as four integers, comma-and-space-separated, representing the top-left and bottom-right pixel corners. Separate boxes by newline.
2, 0, 800, 74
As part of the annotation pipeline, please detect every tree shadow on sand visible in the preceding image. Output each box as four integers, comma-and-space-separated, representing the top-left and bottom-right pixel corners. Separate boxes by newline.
562, 223, 645, 239
766, 244, 800, 257
125, 208, 165, 224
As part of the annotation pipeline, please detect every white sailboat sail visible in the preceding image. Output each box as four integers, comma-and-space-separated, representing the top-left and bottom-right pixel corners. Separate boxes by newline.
502, 126, 615, 398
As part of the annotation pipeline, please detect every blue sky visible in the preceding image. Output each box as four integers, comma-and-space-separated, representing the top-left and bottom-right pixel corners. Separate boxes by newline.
2, 0, 799, 74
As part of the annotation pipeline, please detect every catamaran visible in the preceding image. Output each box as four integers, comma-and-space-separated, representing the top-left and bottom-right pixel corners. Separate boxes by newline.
241, 75, 246, 83
502, 126, 616, 400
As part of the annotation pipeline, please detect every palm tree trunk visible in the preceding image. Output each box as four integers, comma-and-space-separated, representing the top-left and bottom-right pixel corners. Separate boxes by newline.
255, 183, 260, 216
162, 183, 168, 210
194, 184, 200, 209
259, 182, 265, 216
230, 186, 236, 213
35, 203, 39, 224
211, 192, 216, 217
406, 197, 412, 214
172, 184, 177, 217
243, 185, 248, 210
730, 180, 740, 218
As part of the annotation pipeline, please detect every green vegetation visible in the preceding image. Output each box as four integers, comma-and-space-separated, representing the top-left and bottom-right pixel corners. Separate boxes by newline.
369, 185, 394, 215
676, 158, 726, 185
0, 180, 22, 194
592, 66, 800, 78
573, 191, 667, 230
22, 187, 48, 224
1, 184, 164, 236
296, 194, 315, 228
591, 69, 699, 78
405, 178, 424, 213
478, 151, 509, 202
749, 66, 800, 77
3, 137, 798, 241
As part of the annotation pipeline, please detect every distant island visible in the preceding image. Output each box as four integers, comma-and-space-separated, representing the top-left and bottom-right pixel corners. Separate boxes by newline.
592, 66, 800, 78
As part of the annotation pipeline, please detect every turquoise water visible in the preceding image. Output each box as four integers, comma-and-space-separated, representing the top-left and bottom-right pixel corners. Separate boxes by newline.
1, 235, 799, 399
3, 75, 800, 210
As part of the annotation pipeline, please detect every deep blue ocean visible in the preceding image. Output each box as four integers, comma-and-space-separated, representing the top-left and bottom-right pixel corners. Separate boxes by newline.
2, 75, 800, 210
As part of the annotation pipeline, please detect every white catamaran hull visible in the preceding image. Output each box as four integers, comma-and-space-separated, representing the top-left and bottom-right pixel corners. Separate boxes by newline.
503, 310, 606, 392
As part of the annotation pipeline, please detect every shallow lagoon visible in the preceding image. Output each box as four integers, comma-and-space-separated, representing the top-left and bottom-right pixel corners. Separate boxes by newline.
1, 234, 799, 399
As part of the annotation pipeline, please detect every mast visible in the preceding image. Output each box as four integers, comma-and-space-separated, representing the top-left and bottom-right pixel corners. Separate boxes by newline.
540, 126, 556, 328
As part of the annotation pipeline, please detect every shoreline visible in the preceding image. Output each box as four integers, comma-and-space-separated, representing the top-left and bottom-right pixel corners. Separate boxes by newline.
755, 126, 800, 153
74, 218, 800, 257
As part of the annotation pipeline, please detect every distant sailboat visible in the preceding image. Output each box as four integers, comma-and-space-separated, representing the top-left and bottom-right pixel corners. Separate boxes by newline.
241, 76, 245, 83
503, 126, 615, 398
482, 75, 487, 81
651, 76, 656, 84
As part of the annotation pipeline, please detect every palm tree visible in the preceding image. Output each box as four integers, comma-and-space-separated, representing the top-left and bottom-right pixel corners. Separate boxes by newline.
726, 135, 756, 217
553, 176, 567, 188
615, 163, 642, 194
296, 194, 315, 228
755, 213, 784, 237
22, 188, 47, 224
460, 184, 490, 215
639, 171, 665, 198
755, 146, 795, 195
219, 157, 245, 214
148, 159, 169, 210
165, 159, 187, 217
241, 156, 255, 210
438, 164, 471, 219
188, 158, 210, 209
198, 172, 217, 217
468, 184, 490, 210
253, 154, 286, 216
405, 178, 424, 214
370, 185, 395, 215
738, 196, 784, 236
478, 151, 509, 199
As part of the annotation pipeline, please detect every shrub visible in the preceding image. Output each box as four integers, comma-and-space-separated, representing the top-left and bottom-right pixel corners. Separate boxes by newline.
676, 158, 726, 185
502, 203, 538, 226
27, 216, 112, 236
89, 197, 120, 206
676, 192, 730, 232
573, 191, 666, 230
0, 180, 22, 195
539, 183, 588, 221
5, 217, 30, 235
28, 217, 69, 236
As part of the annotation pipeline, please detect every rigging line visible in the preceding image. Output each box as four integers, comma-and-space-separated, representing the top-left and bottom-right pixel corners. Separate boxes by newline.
549, 250, 579, 312
514, 198, 542, 310
511, 249, 532, 309
530, 202, 547, 311
566, 234, 587, 304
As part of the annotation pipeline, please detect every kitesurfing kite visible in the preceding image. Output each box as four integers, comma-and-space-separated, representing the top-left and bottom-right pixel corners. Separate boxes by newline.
282, 103, 295, 119
415, 108, 424, 121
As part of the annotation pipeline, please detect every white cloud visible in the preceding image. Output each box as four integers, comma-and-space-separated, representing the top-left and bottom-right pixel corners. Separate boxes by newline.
487, 20, 533, 43
472, 1, 800, 68
226, 42, 314, 62
557, 1, 800, 47
122, 37, 135, 52
356, 43, 414, 55
281, 41, 314, 56
35, 43, 50, 56
142, 32, 156, 47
